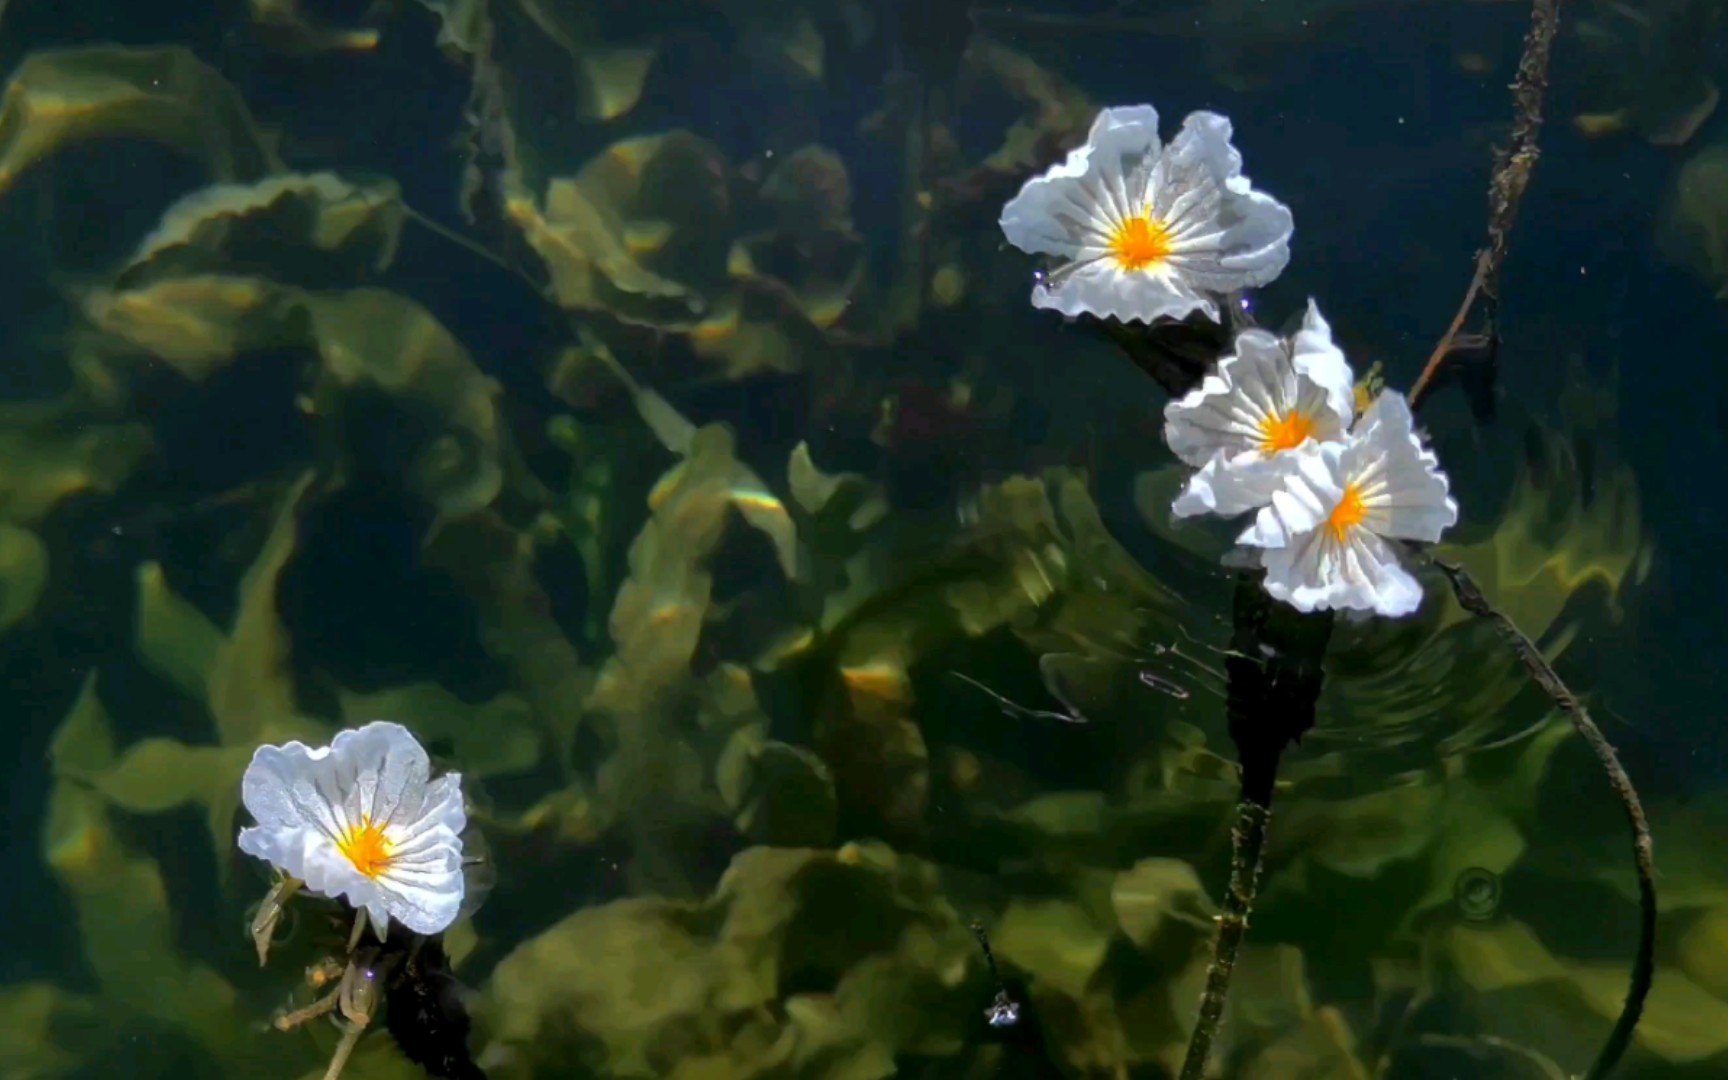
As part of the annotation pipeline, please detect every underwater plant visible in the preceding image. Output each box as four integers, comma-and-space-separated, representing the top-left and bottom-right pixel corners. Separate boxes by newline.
993, 0, 1655, 1074
0, 1, 1686, 1078
241, 721, 487, 1080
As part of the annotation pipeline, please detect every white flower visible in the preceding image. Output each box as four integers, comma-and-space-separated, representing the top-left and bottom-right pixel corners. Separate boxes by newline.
1163, 299, 1356, 517
238, 721, 467, 937
999, 104, 1293, 325
1237, 391, 1458, 617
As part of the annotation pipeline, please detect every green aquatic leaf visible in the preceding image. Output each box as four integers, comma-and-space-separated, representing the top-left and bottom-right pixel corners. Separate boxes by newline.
992, 898, 1111, 999
1111, 857, 1215, 949
513, 0, 659, 121
505, 156, 705, 325
87, 277, 506, 521
1238, 1007, 1370, 1080
0, 982, 100, 1080
249, 0, 382, 56
43, 676, 244, 1054
1660, 141, 1728, 299
717, 733, 838, 848
338, 682, 540, 780
589, 416, 794, 717
133, 561, 226, 701
0, 45, 279, 198
413, 0, 489, 52
92, 738, 246, 814
84, 275, 296, 382
121, 172, 406, 279
0, 523, 47, 631
1446, 918, 1728, 1064
483, 843, 971, 1077
0, 402, 150, 526
207, 471, 318, 748
304, 288, 505, 523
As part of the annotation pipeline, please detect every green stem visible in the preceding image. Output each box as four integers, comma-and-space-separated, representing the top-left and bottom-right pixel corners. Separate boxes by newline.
1178, 799, 1271, 1080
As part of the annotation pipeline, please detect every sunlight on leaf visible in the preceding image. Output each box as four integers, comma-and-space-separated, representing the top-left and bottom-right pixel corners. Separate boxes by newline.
0, 46, 279, 198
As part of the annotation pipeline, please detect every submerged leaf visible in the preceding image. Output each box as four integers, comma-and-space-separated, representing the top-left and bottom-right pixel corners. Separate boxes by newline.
0, 523, 47, 631
0, 46, 279, 198
338, 683, 540, 779
134, 561, 226, 701
483, 842, 970, 1077
305, 289, 505, 522
206, 471, 318, 747
0, 401, 150, 526
88, 277, 506, 521
0, 982, 100, 1080
84, 275, 296, 381
122, 171, 405, 277
43, 676, 244, 1053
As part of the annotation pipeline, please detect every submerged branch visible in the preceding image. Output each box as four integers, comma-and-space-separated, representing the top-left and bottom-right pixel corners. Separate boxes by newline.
1409, 0, 1562, 410
1178, 800, 1271, 1080
1427, 557, 1655, 1080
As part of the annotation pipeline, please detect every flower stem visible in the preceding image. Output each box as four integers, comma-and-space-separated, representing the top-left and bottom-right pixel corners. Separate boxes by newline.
1428, 557, 1654, 1079
321, 1021, 366, 1080
1178, 799, 1271, 1080
1408, 0, 1561, 410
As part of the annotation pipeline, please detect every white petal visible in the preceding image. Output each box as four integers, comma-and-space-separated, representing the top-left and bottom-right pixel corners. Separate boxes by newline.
1260, 526, 1426, 616
1034, 258, 1214, 324
375, 770, 467, 935
1173, 451, 1293, 518
1236, 443, 1342, 548
1162, 325, 1349, 470
1000, 105, 1162, 260
240, 740, 348, 841
1162, 330, 1276, 465
1154, 111, 1293, 293
1290, 299, 1357, 425
1346, 391, 1458, 543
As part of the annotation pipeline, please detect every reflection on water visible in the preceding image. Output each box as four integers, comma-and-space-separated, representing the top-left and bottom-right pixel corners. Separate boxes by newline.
0, 1, 1724, 1079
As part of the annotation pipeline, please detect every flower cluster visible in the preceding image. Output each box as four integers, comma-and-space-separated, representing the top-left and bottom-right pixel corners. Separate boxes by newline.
1000, 105, 1457, 616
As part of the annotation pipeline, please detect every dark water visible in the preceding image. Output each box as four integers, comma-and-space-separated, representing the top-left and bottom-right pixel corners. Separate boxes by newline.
1, 0, 1726, 1078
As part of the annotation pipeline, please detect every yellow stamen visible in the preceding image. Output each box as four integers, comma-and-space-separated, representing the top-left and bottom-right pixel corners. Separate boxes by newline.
336, 818, 393, 879
1257, 410, 1315, 453
1108, 214, 1173, 272
1326, 482, 1367, 542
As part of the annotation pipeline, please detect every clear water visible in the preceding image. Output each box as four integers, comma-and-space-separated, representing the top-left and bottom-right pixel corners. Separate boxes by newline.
0, 1, 1724, 1078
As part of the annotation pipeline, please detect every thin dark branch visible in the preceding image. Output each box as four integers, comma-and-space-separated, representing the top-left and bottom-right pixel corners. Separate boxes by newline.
1425, 557, 1655, 1080
1409, 0, 1561, 410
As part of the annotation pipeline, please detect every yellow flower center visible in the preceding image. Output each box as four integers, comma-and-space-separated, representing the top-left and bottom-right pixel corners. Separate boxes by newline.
1108, 214, 1173, 272
337, 817, 394, 879
1257, 409, 1316, 453
1326, 482, 1367, 542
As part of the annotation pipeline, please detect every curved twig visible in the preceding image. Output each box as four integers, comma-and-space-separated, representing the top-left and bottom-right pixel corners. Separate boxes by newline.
1426, 557, 1654, 1080
1408, 0, 1561, 410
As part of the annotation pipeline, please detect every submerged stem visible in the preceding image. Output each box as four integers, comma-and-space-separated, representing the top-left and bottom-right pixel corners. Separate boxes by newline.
1178, 800, 1271, 1080
1428, 557, 1654, 1080
1408, 0, 1561, 409
321, 1020, 367, 1080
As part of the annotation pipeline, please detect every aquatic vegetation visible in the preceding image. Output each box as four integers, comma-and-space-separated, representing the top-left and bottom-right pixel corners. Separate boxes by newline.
998, 104, 1293, 324
1573, 0, 1723, 146
1658, 140, 1728, 299
0, 3, 1687, 1080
